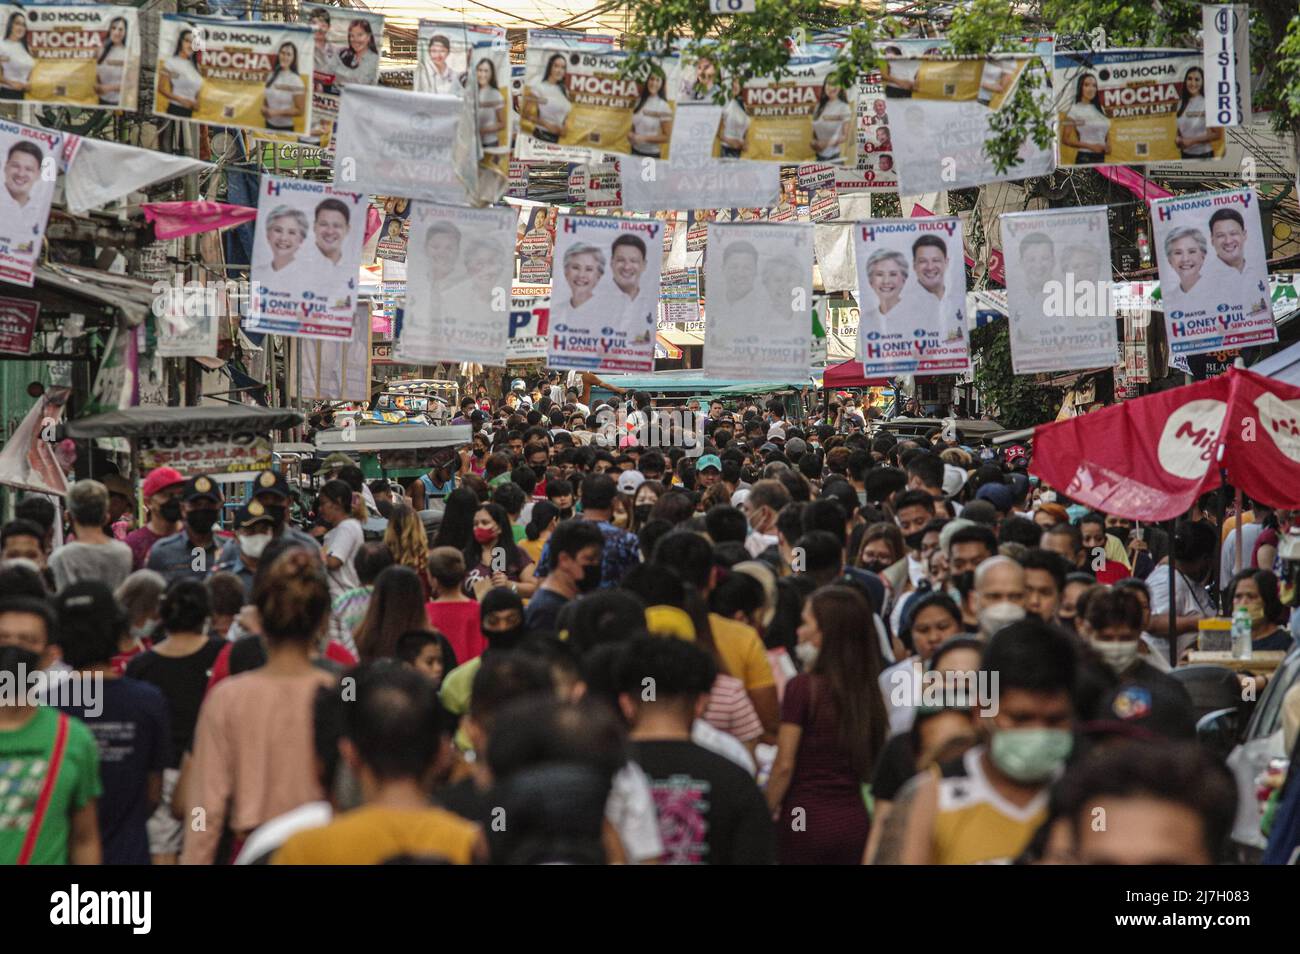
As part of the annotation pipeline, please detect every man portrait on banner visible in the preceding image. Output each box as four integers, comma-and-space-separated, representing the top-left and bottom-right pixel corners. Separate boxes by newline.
0, 139, 46, 246
609, 234, 656, 335
1011, 231, 1058, 346
423, 33, 466, 96
718, 239, 760, 314
462, 236, 508, 318
1203, 207, 1269, 318
407, 220, 465, 345
305, 197, 355, 305
760, 253, 807, 333
902, 234, 962, 341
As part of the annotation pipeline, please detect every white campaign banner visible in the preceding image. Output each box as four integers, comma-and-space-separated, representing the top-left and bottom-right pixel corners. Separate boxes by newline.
301, 3, 384, 143
884, 49, 1055, 193
547, 215, 662, 372
1202, 5, 1251, 128
508, 283, 550, 361
61, 135, 212, 214
620, 104, 780, 212
1001, 205, 1117, 374
1151, 187, 1275, 357
155, 281, 220, 358
333, 84, 476, 204
398, 201, 516, 366
299, 302, 370, 401
852, 218, 969, 377
245, 175, 366, 341
0, 120, 60, 287
415, 21, 510, 179
704, 222, 813, 380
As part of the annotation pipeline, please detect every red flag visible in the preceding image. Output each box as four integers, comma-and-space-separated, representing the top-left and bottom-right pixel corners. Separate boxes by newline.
1220, 367, 1300, 509
142, 201, 256, 240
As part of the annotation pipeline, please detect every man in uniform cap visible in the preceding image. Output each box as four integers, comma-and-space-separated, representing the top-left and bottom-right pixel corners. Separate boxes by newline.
212, 499, 280, 598
146, 475, 227, 585
216, 469, 318, 568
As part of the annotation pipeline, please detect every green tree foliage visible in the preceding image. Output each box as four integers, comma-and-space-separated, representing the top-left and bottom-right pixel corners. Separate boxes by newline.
970, 321, 1061, 429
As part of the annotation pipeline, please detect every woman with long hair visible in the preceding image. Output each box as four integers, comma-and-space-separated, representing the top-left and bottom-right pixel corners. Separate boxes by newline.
766, 585, 889, 864
630, 480, 664, 533
318, 479, 366, 599
384, 502, 433, 599
1062, 72, 1110, 164
0, 12, 33, 100
1175, 65, 1221, 160
432, 486, 479, 552
1226, 569, 1294, 652
159, 28, 201, 117
520, 500, 559, 566
811, 75, 852, 161
181, 551, 338, 863
627, 65, 671, 158
354, 565, 433, 662
335, 19, 378, 86
95, 17, 130, 106
463, 503, 536, 597
262, 41, 304, 131
523, 52, 570, 142
719, 76, 749, 158
474, 57, 506, 148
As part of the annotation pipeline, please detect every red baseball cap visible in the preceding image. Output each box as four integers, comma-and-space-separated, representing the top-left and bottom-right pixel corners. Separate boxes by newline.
141, 467, 185, 499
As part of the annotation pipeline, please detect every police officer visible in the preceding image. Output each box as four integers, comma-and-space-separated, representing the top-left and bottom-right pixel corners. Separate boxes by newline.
216, 470, 317, 567
212, 499, 278, 599
146, 475, 226, 585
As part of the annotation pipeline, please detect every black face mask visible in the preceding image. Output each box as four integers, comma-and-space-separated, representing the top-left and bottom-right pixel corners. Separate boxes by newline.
185, 509, 219, 535
159, 499, 182, 523
559, 508, 574, 520
904, 529, 926, 551
483, 623, 527, 650
1105, 526, 1131, 545
862, 559, 889, 574
634, 504, 653, 524
0, 645, 40, 681
261, 504, 287, 527
577, 562, 602, 593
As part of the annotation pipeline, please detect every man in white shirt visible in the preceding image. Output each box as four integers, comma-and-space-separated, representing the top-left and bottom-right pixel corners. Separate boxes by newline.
719, 240, 759, 311
423, 33, 464, 96
1144, 521, 1218, 662
1205, 207, 1268, 316
904, 233, 962, 340
610, 234, 655, 330
1, 139, 49, 245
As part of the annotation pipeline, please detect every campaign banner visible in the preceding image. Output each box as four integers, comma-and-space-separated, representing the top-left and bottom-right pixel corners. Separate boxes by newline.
62, 134, 211, 214
691, 50, 856, 165
299, 302, 370, 401
415, 21, 510, 178
1053, 49, 1223, 166
519, 30, 679, 163
547, 215, 662, 372
704, 222, 813, 380
398, 202, 516, 366
884, 48, 1054, 193
516, 205, 558, 283
0, 120, 60, 287
153, 15, 314, 135
301, 3, 383, 144
1202, 5, 1251, 128
139, 430, 272, 477
0, 296, 38, 354
0, 5, 139, 109
245, 175, 366, 341
154, 281, 220, 358
334, 83, 476, 205
852, 218, 970, 377
508, 283, 550, 361
578, 158, 622, 208
1151, 187, 1275, 356
1001, 205, 1118, 374
853, 72, 898, 191
375, 214, 408, 262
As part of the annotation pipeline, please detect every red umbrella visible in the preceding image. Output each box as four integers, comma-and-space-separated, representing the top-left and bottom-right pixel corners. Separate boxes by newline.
821, 360, 891, 390
1030, 367, 1300, 520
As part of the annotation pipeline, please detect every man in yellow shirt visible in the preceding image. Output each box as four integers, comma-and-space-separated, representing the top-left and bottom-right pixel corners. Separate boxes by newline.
275, 664, 485, 865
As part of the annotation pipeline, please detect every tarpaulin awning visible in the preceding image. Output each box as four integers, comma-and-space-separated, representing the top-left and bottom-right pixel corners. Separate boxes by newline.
1030, 367, 1300, 519
820, 360, 891, 389
66, 404, 304, 439
1250, 339, 1300, 387
314, 423, 471, 453
29, 265, 160, 329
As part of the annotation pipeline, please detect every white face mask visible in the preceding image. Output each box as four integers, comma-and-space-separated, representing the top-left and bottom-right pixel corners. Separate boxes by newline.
978, 601, 1026, 636
907, 554, 927, 587
1092, 638, 1140, 674
238, 532, 272, 559
794, 641, 819, 668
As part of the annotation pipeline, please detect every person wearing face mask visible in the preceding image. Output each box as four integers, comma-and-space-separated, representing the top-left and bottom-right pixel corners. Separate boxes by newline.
971, 556, 1027, 639
437, 586, 534, 745
742, 479, 791, 560
145, 475, 227, 587
885, 489, 936, 608
631, 480, 664, 533
856, 522, 905, 577
878, 619, 1077, 864
127, 467, 185, 570
1225, 569, 1294, 653
545, 478, 576, 522
1083, 589, 1195, 721
211, 502, 279, 600
524, 519, 605, 633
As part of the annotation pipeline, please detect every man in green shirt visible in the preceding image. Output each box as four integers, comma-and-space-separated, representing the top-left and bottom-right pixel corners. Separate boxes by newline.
0, 596, 102, 864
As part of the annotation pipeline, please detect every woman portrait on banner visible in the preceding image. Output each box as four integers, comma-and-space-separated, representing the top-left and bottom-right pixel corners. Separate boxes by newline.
423, 33, 465, 95
474, 57, 506, 149
811, 75, 852, 162
158, 28, 203, 118
524, 52, 571, 143
0, 11, 33, 101
309, 8, 339, 88
258, 206, 310, 287
627, 63, 672, 159
1161, 225, 1209, 314
262, 42, 306, 132
1175, 65, 1222, 161
880, 46, 918, 99
557, 242, 611, 322
719, 76, 750, 158
333, 19, 378, 87
95, 17, 131, 107
1062, 72, 1110, 164
863, 248, 914, 329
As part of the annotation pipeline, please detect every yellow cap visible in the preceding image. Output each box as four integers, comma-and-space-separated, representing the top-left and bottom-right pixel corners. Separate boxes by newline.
645, 605, 695, 641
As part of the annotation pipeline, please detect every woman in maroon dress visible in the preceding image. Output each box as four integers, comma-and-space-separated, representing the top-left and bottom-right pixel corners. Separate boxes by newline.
766, 585, 888, 864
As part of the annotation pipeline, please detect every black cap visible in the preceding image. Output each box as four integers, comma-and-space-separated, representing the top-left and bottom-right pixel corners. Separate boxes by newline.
250, 469, 291, 500
233, 499, 278, 531
182, 474, 223, 504
1083, 681, 1197, 743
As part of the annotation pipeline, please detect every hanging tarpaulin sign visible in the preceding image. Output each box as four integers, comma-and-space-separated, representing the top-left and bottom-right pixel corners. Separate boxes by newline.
1002, 205, 1118, 374
334, 83, 476, 205
61, 135, 213, 214
301, 3, 384, 144
805, 30, 897, 189
508, 283, 550, 361
398, 201, 516, 367
1202, 5, 1251, 128
0, 386, 70, 495
0, 5, 140, 110
519, 30, 680, 163
299, 302, 370, 401
415, 21, 511, 179
1053, 48, 1221, 166
515, 204, 558, 284
704, 222, 813, 380
620, 104, 780, 212
851, 217, 969, 377
0, 120, 60, 288
0, 296, 39, 354
139, 430, 273, 477
547, 214, 662, 372
153, 15, 314, 136
245, 175, 366, 341
153, 279, 221, 358
1150, 187, 1275, 357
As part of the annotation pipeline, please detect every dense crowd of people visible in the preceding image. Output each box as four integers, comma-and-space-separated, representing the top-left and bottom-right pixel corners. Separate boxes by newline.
3, 376, 1300, 865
